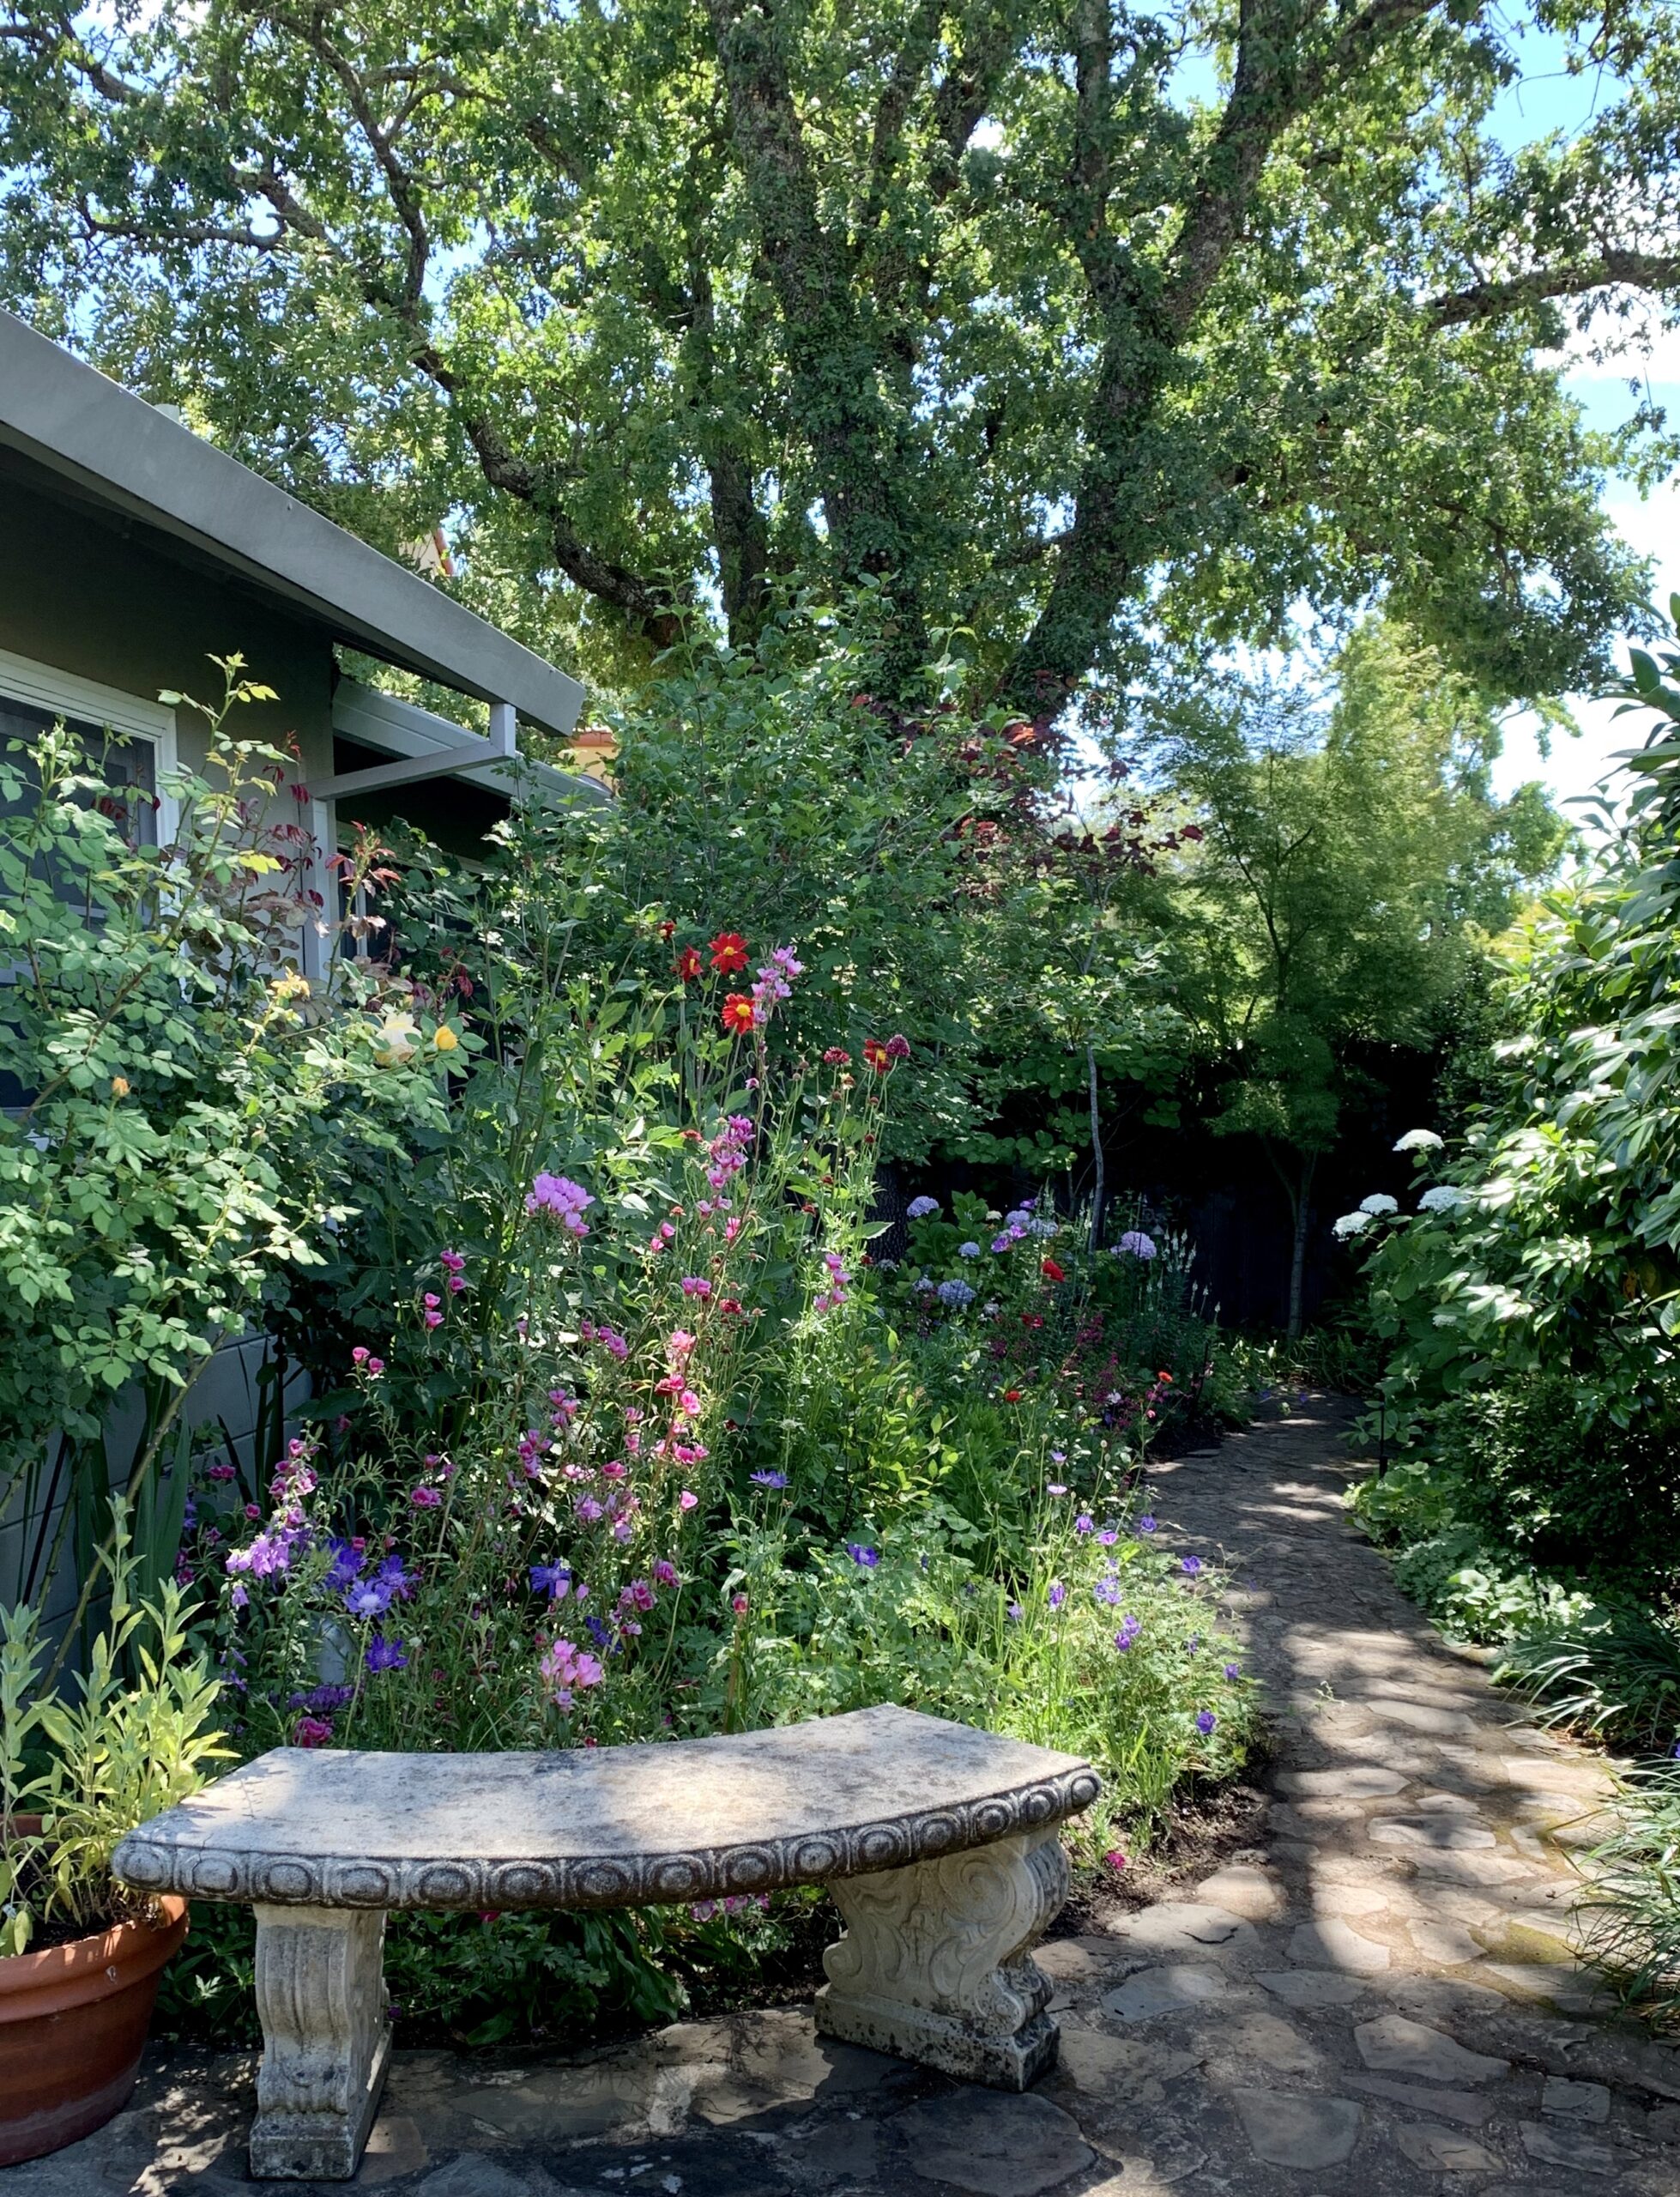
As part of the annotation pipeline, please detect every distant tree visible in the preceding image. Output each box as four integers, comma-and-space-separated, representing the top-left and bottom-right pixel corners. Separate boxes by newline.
0, 1, 1672, 704
1154, 620, 1567, 1335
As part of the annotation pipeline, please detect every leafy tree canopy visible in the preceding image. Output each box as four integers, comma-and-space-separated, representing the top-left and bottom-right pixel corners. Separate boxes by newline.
1149, 616, 1567, 1328
0, 0, 1675, 708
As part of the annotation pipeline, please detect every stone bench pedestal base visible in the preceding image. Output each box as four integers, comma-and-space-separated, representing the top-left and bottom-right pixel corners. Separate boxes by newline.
250, 1905, 390, 2180
814, 1825, 1067, 2089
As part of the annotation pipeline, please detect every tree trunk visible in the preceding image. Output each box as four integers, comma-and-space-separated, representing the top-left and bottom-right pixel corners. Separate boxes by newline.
1086, 1041, 1105, 1252
1285, 1151, 1317, 1342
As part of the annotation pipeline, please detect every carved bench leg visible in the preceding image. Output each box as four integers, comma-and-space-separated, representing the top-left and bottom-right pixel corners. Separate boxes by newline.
814, 1825, 1068, 2089
250, 1904, 390, 2180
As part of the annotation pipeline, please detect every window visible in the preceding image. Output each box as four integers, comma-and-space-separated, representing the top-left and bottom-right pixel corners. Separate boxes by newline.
0, 646, 178, 871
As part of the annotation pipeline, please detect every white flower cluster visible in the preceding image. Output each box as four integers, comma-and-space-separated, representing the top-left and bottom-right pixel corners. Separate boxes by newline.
1417, 1184, 1465, 1213
1393, 1129, 1443, 1153
1333, 1211, 1371, 1239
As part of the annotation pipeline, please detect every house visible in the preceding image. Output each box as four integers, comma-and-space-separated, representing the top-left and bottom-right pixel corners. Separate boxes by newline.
0, 307, 605, 984
0, 310, 604, 1612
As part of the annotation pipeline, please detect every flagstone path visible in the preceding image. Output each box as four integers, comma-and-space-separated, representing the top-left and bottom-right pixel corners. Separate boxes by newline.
17, 1400, 1680, 2195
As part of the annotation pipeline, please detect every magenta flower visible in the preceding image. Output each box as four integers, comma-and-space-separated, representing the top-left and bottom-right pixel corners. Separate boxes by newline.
293, 1716, 334, 1747
679, 1490, 698, 1511
409, 1486, 442, 1510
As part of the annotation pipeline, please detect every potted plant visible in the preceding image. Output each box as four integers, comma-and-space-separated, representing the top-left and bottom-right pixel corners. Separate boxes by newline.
0, 1515, 228, 2164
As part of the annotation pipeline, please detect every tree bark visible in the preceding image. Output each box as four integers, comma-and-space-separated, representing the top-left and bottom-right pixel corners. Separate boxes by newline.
1285, 1149, 1317, 1341
1086, 1041, 1106, 1253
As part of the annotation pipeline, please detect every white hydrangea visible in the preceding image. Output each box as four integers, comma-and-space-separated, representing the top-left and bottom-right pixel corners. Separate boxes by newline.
1333, 1211, 1372, 1239
1417, 1184, 1466, 1213
1358, 1193, 1399, 1216
1393, 1129, 1444, 1153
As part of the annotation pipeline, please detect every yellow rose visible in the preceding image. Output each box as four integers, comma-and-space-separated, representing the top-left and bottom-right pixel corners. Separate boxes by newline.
432, 1025, 460, 1053
110, 1075, 130, 1098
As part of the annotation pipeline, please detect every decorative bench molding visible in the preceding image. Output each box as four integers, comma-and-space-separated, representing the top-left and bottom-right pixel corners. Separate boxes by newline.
115, 1704, 1098, 2179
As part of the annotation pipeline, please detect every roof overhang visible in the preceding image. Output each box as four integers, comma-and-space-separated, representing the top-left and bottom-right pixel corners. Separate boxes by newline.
331, 679, 611, 808
0, 311, 585, 741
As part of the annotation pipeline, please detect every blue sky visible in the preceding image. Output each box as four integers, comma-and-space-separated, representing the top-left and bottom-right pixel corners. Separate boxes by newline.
1477, 24, 1680, 820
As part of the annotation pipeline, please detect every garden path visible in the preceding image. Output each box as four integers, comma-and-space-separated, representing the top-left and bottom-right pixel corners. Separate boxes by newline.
20, 1398, 1680, 2197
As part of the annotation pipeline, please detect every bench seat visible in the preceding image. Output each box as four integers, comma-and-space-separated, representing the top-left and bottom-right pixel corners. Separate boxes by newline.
115, 1705, 1099, 2180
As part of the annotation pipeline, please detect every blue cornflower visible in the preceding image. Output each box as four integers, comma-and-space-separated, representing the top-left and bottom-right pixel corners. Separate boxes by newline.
529, 1562, 571, 1598
750, 1470, 789, 1488
365, 1634, 408, 1673
845, 1543, 879, 1568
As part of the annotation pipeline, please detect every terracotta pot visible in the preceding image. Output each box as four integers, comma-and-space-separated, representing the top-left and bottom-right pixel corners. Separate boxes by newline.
0, 1819, 188, 2165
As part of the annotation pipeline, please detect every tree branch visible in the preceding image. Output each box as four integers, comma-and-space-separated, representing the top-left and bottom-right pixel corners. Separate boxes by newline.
1425, 248, 1680, 328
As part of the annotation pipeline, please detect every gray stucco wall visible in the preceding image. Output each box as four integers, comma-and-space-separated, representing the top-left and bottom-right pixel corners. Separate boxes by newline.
0, 457, 335, 786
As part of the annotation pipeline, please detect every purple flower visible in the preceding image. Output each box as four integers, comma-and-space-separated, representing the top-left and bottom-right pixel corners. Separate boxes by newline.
1094, 1577, 1121, 1606
525, 1172, 594, 1238
1224, 1662, 1241, 1680
1048, 1581, 1065, 1610
529, 1563, 571, 1599
1006, 1601, 1024, 1623
990, 1233, 1012, 1254
1096, 1528, 1118, 1546
1195, 1710, 1217, 1736
906, 1195, 940, 1220
1136, 1515, 1157, 1534
1116, 1231, 1157, 1260
1181, 1555, 1203, 1577
365, 1634, 408, 1673
750, 1470, 789, 1488
1074, 1513, 1094, 1535
323, 1539, 364, 1592
845, 1543, 879, 1569
1114, 1615, 1141, 1652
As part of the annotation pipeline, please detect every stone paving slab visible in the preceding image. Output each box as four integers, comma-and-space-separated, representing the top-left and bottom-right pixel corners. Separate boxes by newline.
13, 1401, 1680, 2196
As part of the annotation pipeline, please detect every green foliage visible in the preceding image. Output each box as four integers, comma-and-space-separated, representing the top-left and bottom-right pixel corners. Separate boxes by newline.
1154, 619, 1564, 1331
0, 3, 1665, 703
0, 663, 449, 1612
1578, 1761, 1680, 2031
0, 1511, 230, 1954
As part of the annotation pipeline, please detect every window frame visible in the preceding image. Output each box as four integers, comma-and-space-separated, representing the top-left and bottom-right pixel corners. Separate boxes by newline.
0, 644, 181, 844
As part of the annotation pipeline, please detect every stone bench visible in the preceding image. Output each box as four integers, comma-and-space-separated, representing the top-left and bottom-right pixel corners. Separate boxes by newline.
114, 1703, 1099, 2180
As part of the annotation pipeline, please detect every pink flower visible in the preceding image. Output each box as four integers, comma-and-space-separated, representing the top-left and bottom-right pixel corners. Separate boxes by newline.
540, 1636, 606, 1709
410, 1486, 442, 1509
679, 1490, 698, 1511
678, 1389, 701, 1417
668, 1329, 696, 1359
367, 1357, 385, 1377
351, 1347, 369, 1366
294, 1716, 334, 1748
680, 1276, 712, 1298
